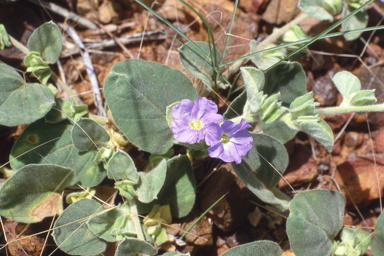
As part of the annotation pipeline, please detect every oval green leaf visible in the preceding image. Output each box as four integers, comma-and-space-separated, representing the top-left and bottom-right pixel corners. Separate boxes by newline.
52, 199, 107, 255
0, 63, 55, 126
71, 118, 110, 152
10, 119, 106, 187
27, 21, 62, 63
287, 189, 345, 256
221, 240, 282, 256
157, 155, 196, 218
372, 211, 384, 256
231, 133, 290, 211
104, 59, 197, 154
107, 150, 139, 182
264, 61, 306, 107
0, 164, 75, 223
87, 207, 123, 242
115, 237, 157, 256
179, 41, 222, 90
136, 158, 167, 203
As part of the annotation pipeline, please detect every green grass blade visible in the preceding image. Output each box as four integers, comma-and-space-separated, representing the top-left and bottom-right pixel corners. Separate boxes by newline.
264, 0, 374, 72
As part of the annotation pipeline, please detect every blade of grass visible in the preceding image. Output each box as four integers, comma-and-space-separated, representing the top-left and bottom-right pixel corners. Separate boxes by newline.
179, 193, 227, 240
221, 24, 384, 67
264, 0, 374, 72
219, 0, 240, 67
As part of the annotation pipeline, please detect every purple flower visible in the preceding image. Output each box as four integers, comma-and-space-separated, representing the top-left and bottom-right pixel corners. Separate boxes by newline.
205, 119, 253, 164
171, 97, 223, 144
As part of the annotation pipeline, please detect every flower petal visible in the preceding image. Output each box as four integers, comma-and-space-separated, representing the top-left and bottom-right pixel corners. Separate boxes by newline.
205, 122, 222, 146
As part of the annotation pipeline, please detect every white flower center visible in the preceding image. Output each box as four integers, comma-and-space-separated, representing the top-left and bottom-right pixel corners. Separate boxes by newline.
190, 120, 203, 130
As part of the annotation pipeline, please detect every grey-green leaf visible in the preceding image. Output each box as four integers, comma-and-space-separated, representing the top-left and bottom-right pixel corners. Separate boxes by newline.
71, 118, 110, 152
107, 150, 139, 182
221, 241, 282, 256
157, 155, 196, 218
104, 59, 197, 154
136, 158, 167, 203
241, 66, 265, 113
231, 133, 290, 211
179, 41, 222, 90
0, 164, 75, 223
298, 0, 336, 21
341, 4, 368, 41
332, 71, 360, 105
10, 119, 106, 187
52, 199, 107, 255
0, 63, 55, 126
261, 120, 297, 144
372, 211, 384, 256
290, 92, 318, 119
27, 21, 62, 63
295, 117, 334, 151
287, 189, 345, 256
264, 61, 307, 106
87, 207, 123, 242
115, 237, 157, 256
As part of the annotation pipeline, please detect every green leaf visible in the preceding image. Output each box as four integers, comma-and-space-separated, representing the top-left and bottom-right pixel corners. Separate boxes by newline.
104, 59, 197, 154
107, 150, 139, 182
295, 116, 334, 151
264, 62, 307, 106
298, 0, 338, 21
333, 226, 371, 256
157, 155, 196, 218
341, 3, 368, 41
290, 92, 319, 119
223, 91, 246, 120
45, 97, 68, 124
87, 207, 123, 242
71, 118, 110, 152
27, 21, 62, 63
0, 24, 11, 50
250, 41, 287, 71
24, 51, 52, 84
240, 66, 265, 114
0, 164, 75, 223
259, 93, 287, 123
332, 71, 376, 108
221, 241, 282, 256
287, 189, 345, 256
0, 63, 55, 126
162, 252, 190, 256
178, 41, 222, 90
10, 119, 106, 187
115, 237, 157, 256
136, 158, 167, 203
52, 199, 107, 255
232, 133, 290, 211
372, 211, 384, 256
260, 120, 297, 144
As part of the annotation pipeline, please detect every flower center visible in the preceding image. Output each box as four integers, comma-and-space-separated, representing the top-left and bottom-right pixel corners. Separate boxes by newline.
190, 120, 203, 130
220, 133, 230, 144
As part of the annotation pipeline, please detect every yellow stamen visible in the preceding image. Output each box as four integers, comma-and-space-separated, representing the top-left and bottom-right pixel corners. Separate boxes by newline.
190, 120, 202, 130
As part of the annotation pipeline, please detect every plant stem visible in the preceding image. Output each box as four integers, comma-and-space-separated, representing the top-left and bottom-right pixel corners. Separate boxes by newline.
316, 103, 384, 115
128, 198, 145, 241
222, 13, 309, 78
8, 36, 82, 105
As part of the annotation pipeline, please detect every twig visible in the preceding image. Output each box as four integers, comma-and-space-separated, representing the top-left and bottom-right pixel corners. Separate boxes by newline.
27, 0, 98, 30
8, 36, 82, 105
92, 20, 135, 59
85, 30, 166, 49
60, 23, 106, 117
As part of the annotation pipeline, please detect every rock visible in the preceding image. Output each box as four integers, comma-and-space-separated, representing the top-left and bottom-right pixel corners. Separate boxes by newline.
310, 66, 340, 106
261, 0, 300, 25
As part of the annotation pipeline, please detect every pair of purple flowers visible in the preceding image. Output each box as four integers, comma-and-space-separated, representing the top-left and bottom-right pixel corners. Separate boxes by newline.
170, 97, 253, 164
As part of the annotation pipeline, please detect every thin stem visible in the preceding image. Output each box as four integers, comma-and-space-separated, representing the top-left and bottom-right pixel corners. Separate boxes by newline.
219, 0, 239, 67
128, 198, 145, 240
316, 103, 384, 115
